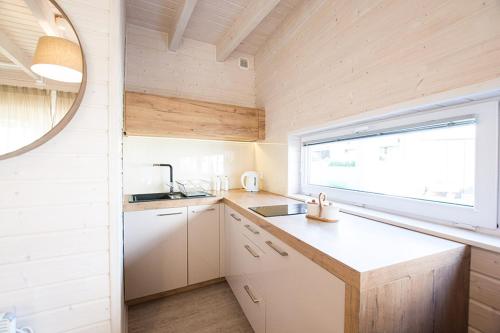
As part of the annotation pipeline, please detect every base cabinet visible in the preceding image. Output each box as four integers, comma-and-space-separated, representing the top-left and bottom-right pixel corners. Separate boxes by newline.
225, 208, 267, 333
125, 204, 221, 301
124, 197, 467, 332
124, 207, 188, 301
224, 206, 345, 333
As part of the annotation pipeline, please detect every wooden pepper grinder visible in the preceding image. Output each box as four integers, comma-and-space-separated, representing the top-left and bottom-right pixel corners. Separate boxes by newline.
318, 192, 327, 217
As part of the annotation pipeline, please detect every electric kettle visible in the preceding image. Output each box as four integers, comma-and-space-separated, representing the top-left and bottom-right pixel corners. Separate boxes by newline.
241, 171, 259, 192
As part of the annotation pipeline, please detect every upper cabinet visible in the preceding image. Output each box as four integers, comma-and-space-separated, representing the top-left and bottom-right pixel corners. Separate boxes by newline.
124, 92, 265, 142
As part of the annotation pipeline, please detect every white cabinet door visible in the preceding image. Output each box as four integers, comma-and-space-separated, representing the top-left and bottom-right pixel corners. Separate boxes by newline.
224, 206, 243, 281
261, 231, 345, 333
219, 203, 226, 277
188, 204, 220, 284
124, 207, 188, 301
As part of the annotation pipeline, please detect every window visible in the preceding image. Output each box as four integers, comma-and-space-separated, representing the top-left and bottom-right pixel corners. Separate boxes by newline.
307, 119, 475, 206
301, 101, 499, 229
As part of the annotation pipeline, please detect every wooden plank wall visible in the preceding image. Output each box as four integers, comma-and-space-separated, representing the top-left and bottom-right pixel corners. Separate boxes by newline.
125, 24, 256, 108
469, 248, 500, 333
252, 3, 500, 332
0, 0, 121, 332
255, 0, 500, 143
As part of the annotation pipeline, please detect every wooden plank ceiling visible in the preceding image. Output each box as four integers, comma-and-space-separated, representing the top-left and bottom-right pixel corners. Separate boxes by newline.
0, 0, 79, 91
125, 0, 302, 57
0, 0, 44, 62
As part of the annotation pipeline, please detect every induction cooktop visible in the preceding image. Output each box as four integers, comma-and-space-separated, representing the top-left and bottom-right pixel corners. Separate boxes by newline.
249, 204, 307, 217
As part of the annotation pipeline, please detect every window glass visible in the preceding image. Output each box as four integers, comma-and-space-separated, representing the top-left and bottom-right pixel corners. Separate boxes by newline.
307, 123, 475, 206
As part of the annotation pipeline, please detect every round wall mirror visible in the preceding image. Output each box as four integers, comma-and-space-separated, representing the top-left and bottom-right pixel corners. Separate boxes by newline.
0, 0, 86, 160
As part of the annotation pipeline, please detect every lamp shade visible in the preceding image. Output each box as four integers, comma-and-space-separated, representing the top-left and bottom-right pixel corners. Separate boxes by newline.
31, 36, 83, 83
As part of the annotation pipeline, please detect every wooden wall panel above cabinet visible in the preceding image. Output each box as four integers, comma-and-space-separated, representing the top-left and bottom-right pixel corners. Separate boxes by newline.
124, 91, 265, 142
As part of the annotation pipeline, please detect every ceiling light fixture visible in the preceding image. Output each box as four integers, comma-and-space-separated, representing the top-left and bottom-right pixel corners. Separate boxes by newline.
31, 36, 82, 83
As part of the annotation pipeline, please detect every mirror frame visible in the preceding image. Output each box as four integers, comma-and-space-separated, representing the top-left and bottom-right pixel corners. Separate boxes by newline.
0, 0, 87, 160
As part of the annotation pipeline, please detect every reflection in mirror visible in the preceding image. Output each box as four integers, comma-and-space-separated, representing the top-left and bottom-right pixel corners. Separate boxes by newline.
0, 0, 83, 157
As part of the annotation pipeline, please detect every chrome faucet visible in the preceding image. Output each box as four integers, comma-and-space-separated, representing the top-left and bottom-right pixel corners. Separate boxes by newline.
153, 163, 173, 193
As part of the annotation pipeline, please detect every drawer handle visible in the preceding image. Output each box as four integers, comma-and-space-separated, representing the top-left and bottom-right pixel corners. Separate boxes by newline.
265, 240, 288, 256
244, 244, 260, 258
244, 285, 261, 303
244, 224, 260, 235
230, 213, 241, 221
192, 208, 216, 213
157, 212, 183, 216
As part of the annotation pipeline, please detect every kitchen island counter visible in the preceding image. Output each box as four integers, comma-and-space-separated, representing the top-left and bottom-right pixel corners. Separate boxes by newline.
124, 189, 469, 332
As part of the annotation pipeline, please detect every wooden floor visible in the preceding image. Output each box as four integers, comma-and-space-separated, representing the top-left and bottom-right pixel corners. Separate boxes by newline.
128, 281, 254, 333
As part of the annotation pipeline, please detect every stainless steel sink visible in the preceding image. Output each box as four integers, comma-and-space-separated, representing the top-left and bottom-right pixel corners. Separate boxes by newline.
129, 191, 213, 203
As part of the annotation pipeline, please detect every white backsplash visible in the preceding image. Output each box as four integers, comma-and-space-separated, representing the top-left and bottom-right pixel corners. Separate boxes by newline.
123, 136, 256, 194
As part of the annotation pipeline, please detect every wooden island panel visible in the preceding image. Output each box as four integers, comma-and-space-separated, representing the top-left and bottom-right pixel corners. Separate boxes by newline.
358, 246, 469, 333
469, 247, 500, 333
124, 91, 265, 142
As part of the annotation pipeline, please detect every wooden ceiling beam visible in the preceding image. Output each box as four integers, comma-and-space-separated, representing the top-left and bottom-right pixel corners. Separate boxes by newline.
0, 31, 38, 80
23, 0, 61, 36
0, 61, 20, 70
216, 0, 280, 62
168, 0, 198, 51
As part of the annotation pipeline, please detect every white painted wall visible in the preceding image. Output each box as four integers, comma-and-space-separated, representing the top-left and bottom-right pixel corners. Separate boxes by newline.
0, 0, 124, 332
255, 143, 288, 195
123, 136, 255, 194
125, 23, 256, 108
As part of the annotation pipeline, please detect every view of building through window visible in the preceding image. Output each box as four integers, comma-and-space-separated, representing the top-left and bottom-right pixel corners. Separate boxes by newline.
307, 123, 475, 206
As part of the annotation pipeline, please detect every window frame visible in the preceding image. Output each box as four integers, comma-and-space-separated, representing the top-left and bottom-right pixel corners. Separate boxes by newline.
300, 101, 499, 229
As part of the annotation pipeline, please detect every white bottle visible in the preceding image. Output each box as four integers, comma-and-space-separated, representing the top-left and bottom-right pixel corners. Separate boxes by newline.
215, 176, 221, 192
222, 176, 229, 191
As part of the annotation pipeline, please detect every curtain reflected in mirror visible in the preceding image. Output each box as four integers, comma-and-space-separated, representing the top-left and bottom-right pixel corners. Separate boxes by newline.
0, 85, 77, 154
0, 0, 84, 158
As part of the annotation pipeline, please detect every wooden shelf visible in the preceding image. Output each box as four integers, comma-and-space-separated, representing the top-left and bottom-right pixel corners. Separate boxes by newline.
124, 91, 265, 142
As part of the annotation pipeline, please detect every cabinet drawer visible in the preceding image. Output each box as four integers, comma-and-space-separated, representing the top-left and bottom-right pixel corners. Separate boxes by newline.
226, 206, 244, 228
236, 232, 265, 277
240, 219, 264, 249
226, 252, 266, 333
226, 206, 265, 250
231, 276, 266, 333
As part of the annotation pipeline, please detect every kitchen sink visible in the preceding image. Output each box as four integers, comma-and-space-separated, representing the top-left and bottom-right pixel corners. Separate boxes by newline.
129, 191, 213, 203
